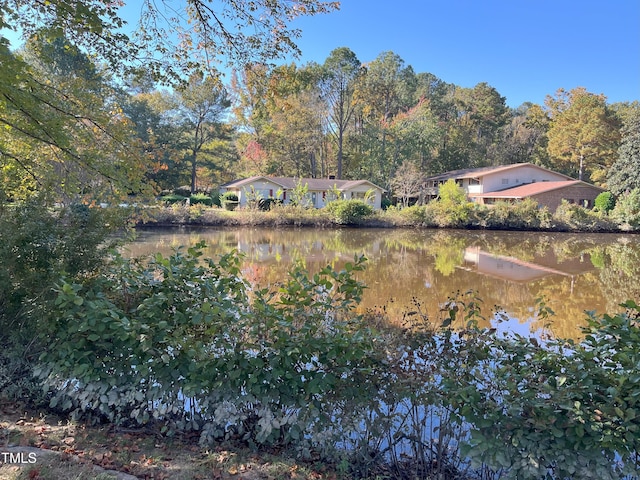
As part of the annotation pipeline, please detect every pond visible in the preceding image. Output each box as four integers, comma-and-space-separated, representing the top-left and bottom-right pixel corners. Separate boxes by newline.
126, 226, 640, 338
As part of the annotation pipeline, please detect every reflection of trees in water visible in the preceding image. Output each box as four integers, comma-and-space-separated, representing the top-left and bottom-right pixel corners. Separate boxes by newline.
531, 271, 606, 339
128, 227, 640, 337
596, 240, 640, 312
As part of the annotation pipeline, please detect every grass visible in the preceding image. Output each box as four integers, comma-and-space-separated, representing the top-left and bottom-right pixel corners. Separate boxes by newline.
0, 400, 339, 480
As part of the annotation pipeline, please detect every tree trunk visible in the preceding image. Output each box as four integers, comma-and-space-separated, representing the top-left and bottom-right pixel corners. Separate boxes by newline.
190, 152, 197, 194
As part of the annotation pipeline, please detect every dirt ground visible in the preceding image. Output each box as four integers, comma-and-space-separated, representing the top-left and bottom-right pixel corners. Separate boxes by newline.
0, 400, 337, 480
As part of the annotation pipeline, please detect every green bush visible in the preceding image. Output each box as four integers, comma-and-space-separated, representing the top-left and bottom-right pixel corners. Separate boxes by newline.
425, 200, 475, 228
189, 193, 214, 206
220, 191, 239, 211
594, 191, 616, 213
37, 245, 380, 445
612, 188, 640, 230
446, 299, 640, 479
0, 201, 128, 402
482, 198, 547, 230
325, 199, 373, 225
553, 200, 615, 231
160, 194, 187, 205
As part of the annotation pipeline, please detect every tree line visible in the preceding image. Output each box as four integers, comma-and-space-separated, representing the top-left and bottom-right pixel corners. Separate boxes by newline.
1, 3, 639, 207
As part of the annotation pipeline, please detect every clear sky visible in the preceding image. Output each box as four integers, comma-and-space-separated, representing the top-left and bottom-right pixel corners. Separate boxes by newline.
4, 1, 638, 109
287, 0, 640, 108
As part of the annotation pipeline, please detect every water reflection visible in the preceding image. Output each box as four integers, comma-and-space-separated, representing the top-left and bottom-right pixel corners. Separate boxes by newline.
126, 227, 640, 338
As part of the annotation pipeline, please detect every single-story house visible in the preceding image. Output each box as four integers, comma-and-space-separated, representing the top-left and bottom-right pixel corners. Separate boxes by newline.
423, 163, 604, 211
222, 176, 386, 210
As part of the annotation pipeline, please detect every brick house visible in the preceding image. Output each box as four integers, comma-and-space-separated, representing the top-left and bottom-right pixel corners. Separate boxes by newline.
423, 163, 604, 211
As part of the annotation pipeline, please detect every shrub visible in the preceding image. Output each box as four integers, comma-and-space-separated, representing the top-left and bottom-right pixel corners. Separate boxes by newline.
446, 299, 640, 479
220, 191, 239, 211
612, 188, 640, 230
553, 200, 615, 231
482, 198, 546, 230
37, 246, 380, 446
0, 201, 128, 402
160, 194, 187, 205
325, 199, 373, 225
425, 200, 475, 228
173, 186, 192, 197
189, 193, 214, 206
594, 191, 616, 213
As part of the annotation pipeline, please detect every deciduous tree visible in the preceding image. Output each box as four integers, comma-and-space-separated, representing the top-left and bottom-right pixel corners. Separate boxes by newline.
546, 87, 620, 182
172, 74, 231, 193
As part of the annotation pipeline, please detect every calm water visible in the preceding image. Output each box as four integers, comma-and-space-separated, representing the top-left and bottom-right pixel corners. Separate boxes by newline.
126, 227, 640, 338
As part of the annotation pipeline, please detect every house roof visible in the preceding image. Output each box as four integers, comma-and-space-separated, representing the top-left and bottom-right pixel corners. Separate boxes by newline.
424, 163, 575, 182
224, 176, 385, 192
472, 180, 605, 199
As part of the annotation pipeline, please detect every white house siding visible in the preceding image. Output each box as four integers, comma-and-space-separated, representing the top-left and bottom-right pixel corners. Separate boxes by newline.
480, 166, 568, 193
345, 184, 382, 210
233, 180, 282, 206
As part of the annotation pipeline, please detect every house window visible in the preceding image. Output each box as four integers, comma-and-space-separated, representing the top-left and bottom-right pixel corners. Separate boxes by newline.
469, 178, 480, 185
283, 191, 287, 200
501, 178, 509, 185
269, 189, 273, 197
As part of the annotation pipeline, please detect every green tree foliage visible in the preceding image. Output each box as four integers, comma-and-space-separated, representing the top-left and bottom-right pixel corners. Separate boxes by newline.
172, 73, 231, 193
607, 104, 640, 195
352, 51, 417, 187
546, 87, 621, 183
438, 178, 467, 205
1, 0, 338, 201
267, 84, 326, 177
4, 0, 339, 84
1, 33, 145, 204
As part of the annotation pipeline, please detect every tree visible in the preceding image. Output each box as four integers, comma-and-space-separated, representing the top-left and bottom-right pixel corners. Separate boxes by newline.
268, 89, 325, 177
607, 105, 640, 195
1, 0, 338, 201
320, 47, 362, 179
489, 104, 548, 166
390, 160, 424, 207
1, 32, 145, 204
173, 74, 231, 193
353, 51, 416, 188
5, 0, 339, 84
546, 87, 621, 182
388, 99, 440, 173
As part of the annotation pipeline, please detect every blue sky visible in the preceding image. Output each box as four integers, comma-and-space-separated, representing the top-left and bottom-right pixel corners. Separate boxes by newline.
287, 0, 640, 108
4, 1, 638, 109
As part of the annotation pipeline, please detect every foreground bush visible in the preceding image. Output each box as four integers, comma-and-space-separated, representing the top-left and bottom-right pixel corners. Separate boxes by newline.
445, 298, 640, 479
0, 201, 129, 403
37, 246, 381, 448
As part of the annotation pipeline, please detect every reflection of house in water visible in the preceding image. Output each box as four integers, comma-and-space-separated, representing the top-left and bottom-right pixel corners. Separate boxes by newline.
462, 246, 595, 292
